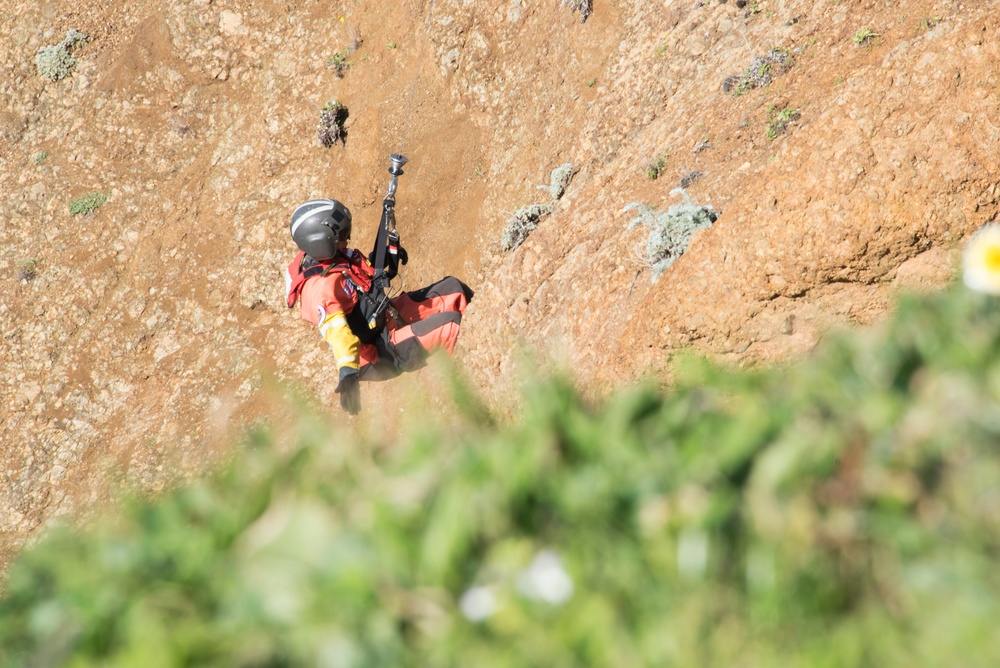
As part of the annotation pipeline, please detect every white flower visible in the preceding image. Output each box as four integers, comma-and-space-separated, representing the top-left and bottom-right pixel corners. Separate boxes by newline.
963, 223, 1000, 295
459, 586, 497, 622
516, 550, 574, 605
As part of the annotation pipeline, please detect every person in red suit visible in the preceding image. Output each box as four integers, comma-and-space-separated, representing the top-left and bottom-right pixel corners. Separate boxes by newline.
284, 198, 474, 414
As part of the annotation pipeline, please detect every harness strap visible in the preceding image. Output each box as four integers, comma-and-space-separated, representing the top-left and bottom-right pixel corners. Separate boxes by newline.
286, 252, 348, 308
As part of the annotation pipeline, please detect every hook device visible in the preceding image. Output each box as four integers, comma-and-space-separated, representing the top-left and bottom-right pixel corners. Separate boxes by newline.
364, 153, 410, 330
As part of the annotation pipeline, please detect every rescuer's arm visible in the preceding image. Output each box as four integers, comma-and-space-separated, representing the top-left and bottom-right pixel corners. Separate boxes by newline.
318, 311, 362, 415
318, 309, 360, 374
335, 367, 360, 415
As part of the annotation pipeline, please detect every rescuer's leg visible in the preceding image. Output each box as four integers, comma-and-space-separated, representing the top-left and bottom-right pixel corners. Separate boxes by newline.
386, 311, 463, 371
393, 277, 473, 324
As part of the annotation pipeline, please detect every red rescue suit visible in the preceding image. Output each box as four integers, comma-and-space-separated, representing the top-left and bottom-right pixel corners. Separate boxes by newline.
285, 250, 473, 378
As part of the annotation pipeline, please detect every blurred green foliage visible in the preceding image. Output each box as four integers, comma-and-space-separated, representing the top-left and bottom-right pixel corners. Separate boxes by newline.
4, 285, 1000, 666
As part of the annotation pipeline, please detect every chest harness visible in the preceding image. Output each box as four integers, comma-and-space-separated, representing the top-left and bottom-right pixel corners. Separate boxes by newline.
285, 249, 400, 345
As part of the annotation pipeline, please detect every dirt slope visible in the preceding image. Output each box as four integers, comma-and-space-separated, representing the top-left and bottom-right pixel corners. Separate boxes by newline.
2, 0, 998, 562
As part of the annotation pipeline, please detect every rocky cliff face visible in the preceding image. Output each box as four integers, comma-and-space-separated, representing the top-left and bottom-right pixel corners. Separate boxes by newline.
1, 0, 997, 562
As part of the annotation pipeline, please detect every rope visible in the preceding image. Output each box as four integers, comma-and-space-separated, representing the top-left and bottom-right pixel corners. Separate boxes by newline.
397, 0, 437, 156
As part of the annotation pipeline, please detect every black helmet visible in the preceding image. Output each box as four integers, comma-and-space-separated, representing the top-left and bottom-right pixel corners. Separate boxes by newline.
289, 199, 353, 261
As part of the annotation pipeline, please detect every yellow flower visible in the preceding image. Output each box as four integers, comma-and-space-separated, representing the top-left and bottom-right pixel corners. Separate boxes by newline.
963, 223, 1000, 295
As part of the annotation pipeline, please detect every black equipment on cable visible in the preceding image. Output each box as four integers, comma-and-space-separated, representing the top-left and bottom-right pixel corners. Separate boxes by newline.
364, 154, 407, 330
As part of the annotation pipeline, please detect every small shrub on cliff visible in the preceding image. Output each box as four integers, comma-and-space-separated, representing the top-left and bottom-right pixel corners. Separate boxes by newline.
17, 258, 40, 282
317, 100, 349, 147
853, 27, 880, 46
645, 154, 668, 180
678, 168, 702, 188
765, 105, 800, 140
537, 163, 577, 200
35, 29, 89, 81
502, 165, 576, 252
723, 47, 792, 96
502, 203, 553, 252
346, 26, 363, 51
916, 16, 942, 31
68, 191, 107, 216
625, 189, 717, 279
564, 0, 592, 23
326, 49, 353, 78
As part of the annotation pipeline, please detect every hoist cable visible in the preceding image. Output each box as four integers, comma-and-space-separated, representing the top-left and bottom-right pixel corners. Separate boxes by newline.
364, 0, 436, 333
397, 0, 436, 156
